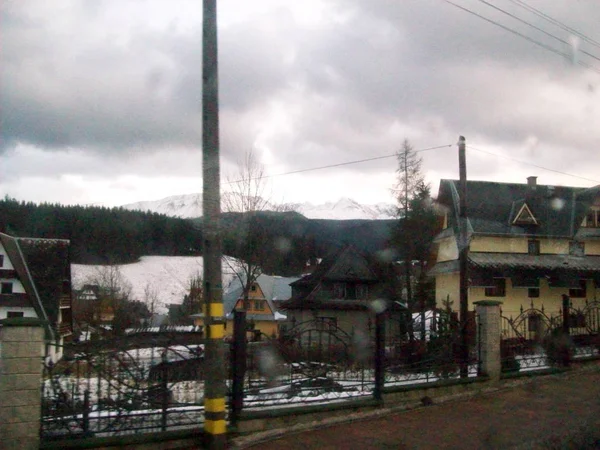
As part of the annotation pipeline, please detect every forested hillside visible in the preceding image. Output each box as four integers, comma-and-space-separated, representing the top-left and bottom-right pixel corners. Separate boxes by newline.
0, 198, 398, 274
0, 197, 203, 264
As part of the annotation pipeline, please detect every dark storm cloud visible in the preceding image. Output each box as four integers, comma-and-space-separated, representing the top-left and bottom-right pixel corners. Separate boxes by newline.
1, 0, 598, 186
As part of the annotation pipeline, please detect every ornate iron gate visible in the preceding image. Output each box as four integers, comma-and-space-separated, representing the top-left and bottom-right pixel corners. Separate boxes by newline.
234, 317, 373, 412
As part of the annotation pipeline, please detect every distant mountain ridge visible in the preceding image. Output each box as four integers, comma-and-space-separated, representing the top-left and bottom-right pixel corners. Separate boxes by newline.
122, 194, 395, 220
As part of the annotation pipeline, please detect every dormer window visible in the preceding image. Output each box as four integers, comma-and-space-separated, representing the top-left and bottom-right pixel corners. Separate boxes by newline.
513, 203, 538, 226
583, 209, 600, 228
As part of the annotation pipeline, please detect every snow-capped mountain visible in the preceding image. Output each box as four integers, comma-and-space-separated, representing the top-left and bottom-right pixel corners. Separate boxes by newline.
122, 194, 395, 220
296, 198, 394, 220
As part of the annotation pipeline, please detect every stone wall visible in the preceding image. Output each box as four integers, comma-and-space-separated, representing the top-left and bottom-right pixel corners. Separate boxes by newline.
0, 318, 46, 450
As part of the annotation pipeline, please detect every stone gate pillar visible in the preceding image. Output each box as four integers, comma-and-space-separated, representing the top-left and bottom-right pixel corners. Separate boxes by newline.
0, 318, 46, 450
474, 300, 502, 381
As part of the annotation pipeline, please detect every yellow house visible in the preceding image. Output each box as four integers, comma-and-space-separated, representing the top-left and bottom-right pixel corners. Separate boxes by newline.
223, 274, 299, 339
429, 177, 600, 319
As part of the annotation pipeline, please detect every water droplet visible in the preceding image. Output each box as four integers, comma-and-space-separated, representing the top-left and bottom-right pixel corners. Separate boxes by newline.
551, 198, 565, 210
274, 237, 291, 253
369, 298, 388, 314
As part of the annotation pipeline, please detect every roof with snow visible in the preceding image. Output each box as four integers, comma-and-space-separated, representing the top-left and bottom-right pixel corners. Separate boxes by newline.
223, 273, 300, 317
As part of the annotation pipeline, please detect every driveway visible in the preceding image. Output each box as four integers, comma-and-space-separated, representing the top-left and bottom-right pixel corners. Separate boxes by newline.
235, 362, 600, 449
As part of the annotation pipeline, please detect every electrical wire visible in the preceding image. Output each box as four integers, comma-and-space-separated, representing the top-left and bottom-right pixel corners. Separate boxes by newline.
225, 144, 453, 185
467, 145, 600, 184
440, 0, 600, 74
476, 0, 600, 63
506, 0, 600, 51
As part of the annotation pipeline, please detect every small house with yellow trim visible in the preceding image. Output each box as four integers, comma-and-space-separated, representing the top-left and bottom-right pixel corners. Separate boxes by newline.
223, 274, 299, 339
429, 177, 600, 318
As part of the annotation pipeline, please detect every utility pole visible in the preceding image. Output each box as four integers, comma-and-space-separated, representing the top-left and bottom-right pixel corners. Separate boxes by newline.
458, 135, 469, 378
202, 0, 226, 447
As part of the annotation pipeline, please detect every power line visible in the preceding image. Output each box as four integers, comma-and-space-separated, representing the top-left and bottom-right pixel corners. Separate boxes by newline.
507, 0, 600, 51
467, 145, 600, 184
225, 144, 453, 185
476, 0, 600, 64
440, 0, 600, 75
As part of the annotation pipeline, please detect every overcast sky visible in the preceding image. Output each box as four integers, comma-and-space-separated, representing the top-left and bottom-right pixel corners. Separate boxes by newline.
1, 0, 599, 207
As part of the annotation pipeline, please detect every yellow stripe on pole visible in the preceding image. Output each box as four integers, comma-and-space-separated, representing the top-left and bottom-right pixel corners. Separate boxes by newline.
208, 323, 224, 339
209, 302, 224, 317
205, 397, 226, 412
205, 419, 226, 435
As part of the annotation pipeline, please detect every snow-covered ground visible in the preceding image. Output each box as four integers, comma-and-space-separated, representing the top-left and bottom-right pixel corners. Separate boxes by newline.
71, 256, 236, 313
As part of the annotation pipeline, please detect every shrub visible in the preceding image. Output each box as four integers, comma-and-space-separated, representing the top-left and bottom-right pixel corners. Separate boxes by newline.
544, 329, 573, 367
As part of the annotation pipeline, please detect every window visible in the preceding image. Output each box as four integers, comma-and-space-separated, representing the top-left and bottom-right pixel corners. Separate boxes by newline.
253, 300, 265, 311
356, 284, 369, 299
346, 284, 356, 299
7, 311, 24, 318
583, 209, 600, 228
528, 240, 540, 255
569, 280, 587, 298
250, 285, 257, 292
569, 241, 585, 257
528, 288, 540, 298
333, 283, 345, 299
0, 255, 4, 267
485, 278, 506, 297
1, 282, 13, 294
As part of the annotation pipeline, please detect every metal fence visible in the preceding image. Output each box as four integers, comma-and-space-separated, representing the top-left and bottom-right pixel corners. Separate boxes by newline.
500, 299, 600, 375
229, 309, 480, 423
383, 310, 480, 386
40, 335, 205, 441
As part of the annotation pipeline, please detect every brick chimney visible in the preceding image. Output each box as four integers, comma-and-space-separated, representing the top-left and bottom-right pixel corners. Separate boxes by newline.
527, 176, 537, 190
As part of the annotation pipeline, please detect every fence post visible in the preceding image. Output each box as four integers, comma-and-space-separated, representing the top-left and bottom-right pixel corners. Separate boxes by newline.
374, 312, 385, 402
230, 310, 247, 427
562, 294, 570, 336
82, 390, 90, 436
161, 353, 169, 432
0, 317, 46, 450
474, 301, 502, 381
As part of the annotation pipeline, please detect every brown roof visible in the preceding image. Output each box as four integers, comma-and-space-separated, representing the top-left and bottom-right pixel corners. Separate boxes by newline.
0, 232, 72, 340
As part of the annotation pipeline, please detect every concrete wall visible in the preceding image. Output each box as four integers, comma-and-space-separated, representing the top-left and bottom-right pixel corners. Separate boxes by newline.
0, 319, 45, 450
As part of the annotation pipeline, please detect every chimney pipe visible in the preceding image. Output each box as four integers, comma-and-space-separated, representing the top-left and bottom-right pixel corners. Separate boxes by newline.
527, 176, 537, 189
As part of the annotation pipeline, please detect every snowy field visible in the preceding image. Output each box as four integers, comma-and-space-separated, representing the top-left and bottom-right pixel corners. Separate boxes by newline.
72, 256, 237, 313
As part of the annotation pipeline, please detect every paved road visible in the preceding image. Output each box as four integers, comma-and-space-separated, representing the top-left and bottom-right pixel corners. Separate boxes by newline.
236, 363, 600, 449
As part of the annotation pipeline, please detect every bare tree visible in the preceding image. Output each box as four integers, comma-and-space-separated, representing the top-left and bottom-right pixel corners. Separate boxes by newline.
222, 149, 290, 310
142, 281, 161, 325
73, 265, 139, 334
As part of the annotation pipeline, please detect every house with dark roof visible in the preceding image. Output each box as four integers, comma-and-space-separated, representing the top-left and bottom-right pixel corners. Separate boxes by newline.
73, 284, 116, 325
0, 232, 73, 361
223, 274, 300, 339
280, 245, 405, 338
429, 177, 600, 317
